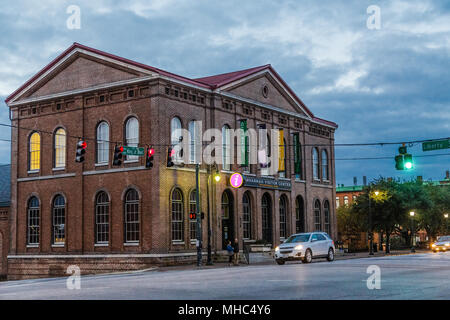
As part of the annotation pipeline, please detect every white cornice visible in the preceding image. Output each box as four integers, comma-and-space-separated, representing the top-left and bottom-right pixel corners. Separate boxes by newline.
217, 69, 312, 119
7, 76, 156, 106
7, 47, 158, 104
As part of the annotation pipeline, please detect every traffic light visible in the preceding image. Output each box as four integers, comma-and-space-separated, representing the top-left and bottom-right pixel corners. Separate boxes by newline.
395, 146, 413, 170
403, 154, 413, 169
190, 212, 196, 220
113, 145, 123, 166
167, 147, 174, 167
395, 155, 404, 170
75, 139, 86, 163
146, 147, 154, 168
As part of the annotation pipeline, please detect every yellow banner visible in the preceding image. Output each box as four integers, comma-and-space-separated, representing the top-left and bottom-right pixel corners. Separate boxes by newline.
278, 129, 285, 172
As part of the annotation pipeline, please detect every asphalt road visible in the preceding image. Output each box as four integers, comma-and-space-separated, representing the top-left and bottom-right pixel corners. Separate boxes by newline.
0, 252, 449, 300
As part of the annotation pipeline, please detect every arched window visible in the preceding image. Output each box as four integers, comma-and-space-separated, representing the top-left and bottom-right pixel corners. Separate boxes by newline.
124, 189, 140, 243
242, 192, 252, 239
95, 192, 110, 244
171, 188, 184, 242
125, 117, 139, 161
295, 196, 305, 233
54, 128, 66, 168
322, 150, 329, 180
279, 195, 288, 239
344, 196, 349, 205
188, 121, 199, 164
324, 200, 331, 235
314, 199, 322, 231
222, 125, 231, 171
171, 117, 182, 163
29, 132, 41, 171
312, 148, 319, 180
189, 190, 198, 242
96, 122, 109, 164
52, 195, 66, 244
27, 197, 40, 245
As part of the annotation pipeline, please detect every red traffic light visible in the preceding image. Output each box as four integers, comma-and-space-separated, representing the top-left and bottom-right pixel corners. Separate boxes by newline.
77, 140, 87, 149
119, 146, 123, 152
148, 148, 155, 157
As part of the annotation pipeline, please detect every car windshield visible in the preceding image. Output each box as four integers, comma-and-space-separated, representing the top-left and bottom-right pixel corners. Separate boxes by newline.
437, 236, 450, 241
284, 234, 311, 243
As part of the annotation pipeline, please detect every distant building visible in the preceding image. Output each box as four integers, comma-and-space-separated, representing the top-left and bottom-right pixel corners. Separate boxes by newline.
0, 165, 10, 279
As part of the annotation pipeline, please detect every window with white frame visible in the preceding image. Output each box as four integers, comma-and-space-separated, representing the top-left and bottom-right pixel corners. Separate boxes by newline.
54, 128, 66, 168
314, 199, 321, 231
322, 149, 329, 180
124, 189, 140, 243
96, 122, 109, 164
222, 125, 231, 170
172, 188, 184, 242
125, 117, 139, 161
52, 195, 66, 244
324, 200, 331, 235
27, 196, 40, 245
29, 132, 40, 171
188, 121, 199, 164
312, 148, 320, 180
171, 117, 182, 163
95, 191, 110, 244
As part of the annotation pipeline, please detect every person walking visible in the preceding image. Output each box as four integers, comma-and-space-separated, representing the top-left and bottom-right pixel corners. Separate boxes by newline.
233, 238, 240, 266
226, 240, 234, 266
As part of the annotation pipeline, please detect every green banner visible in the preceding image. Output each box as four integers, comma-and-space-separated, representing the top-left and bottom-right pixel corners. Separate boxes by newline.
240, 119, 249, 167
293, 133, 301, 175
422, 139, 450, 152
122, 146, 145, 156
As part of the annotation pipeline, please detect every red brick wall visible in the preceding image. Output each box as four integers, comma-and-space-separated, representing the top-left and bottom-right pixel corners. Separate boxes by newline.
0, 207, 9, 276
8, 53, 337, 278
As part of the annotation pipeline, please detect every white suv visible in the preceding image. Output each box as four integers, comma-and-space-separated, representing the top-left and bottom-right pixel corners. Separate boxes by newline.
274, 232, 335, 265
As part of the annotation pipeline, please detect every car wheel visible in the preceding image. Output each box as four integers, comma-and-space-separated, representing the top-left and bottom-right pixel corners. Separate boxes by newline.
276, 259, 285, 265
432, 250, 437, 253
303, 249, 312, 263
327, 248, 334, 262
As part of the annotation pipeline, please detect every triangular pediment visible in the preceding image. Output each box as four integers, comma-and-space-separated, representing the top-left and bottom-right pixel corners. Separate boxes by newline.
222, 71, 311, 118
9, 45, 157, 103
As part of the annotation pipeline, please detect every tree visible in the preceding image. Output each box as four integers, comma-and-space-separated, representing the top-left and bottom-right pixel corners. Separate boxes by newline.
419, 185, 450, 241
337, 205, 363, 250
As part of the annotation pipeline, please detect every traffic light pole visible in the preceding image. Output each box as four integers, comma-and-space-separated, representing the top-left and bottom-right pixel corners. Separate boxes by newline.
206, 164, 213, 265
195, 164, 202, 266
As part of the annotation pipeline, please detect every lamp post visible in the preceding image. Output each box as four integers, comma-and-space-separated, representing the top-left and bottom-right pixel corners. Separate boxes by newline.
368, 189, 379, 256
206, 163, 220, 265
444, 213, 449, 234
410, 211, 415, 253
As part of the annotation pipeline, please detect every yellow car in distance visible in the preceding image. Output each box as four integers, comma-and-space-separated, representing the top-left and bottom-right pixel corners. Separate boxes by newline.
431, 236, 450, 252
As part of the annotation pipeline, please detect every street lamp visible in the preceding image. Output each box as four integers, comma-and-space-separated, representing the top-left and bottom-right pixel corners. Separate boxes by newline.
444, 213, 449, 234
206, 164, 220, 265
368, 187, 379, 256
410, 211, 415, 253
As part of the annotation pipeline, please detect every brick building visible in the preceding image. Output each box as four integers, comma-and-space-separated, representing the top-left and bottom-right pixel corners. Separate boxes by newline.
5, 43, 337, 279
0, 165, 10, 279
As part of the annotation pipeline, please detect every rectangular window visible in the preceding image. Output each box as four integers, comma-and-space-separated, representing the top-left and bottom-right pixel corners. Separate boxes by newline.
278, 129, 285, 177
293, 133, 302, 179
240, 119, 249, 171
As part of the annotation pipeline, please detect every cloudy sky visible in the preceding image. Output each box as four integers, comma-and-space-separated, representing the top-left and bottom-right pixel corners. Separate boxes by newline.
0, 0, 449, 185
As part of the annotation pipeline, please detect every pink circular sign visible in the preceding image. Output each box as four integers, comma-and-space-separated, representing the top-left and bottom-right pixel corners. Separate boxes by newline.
230, 173, 244, 188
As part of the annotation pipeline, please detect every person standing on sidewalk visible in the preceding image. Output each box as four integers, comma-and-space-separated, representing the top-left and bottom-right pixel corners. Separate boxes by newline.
233, 238, 240, 266
226, 240, 234, 266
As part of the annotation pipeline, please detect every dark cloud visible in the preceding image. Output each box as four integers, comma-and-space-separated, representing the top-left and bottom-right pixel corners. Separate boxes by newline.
0, 0, 449, 183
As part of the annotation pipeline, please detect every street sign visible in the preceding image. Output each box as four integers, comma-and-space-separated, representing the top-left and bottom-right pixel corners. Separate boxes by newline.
122, 146, 145, 156
422, 139, 450, 152
230, 173, 244, 188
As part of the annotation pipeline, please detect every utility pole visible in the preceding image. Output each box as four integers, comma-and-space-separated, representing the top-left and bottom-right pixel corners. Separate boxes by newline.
195, 164, 202, 266
206, 164, 213, 265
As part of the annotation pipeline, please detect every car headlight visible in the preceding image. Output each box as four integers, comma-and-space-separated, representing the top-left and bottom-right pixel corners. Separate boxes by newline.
432, 244, 436, 247
445, 243, 450, 247
275, 246, 280, 252
295, 244, 303, 250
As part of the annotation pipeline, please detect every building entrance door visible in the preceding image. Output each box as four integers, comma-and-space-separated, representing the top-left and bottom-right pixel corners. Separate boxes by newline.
262, 193, 273, 244
221, 190, 234, 249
